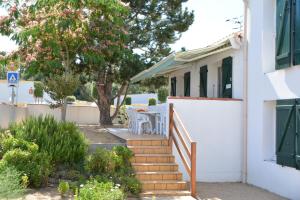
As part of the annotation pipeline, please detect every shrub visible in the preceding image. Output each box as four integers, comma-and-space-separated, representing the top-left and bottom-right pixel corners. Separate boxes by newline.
10, 116, 88, 164
85, 147, 141, 196
148, 98, 157, 106
119, 176, 141, 195
58, 181, 70, 196
66, 96, 76, 103
112, 146, 133, 167
85, 148, 118, 176
0, 166, 26, 199
158, 87, 168, 103
0, 137, 38, 158
0, 149, 52, 188
33, 81, 44, 98
124, 97, 132, 105
79, 180, 125, 200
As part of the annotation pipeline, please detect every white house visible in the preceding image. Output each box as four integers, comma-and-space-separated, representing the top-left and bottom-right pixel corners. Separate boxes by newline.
245, 0, 300, 199
132, 33, 245, 183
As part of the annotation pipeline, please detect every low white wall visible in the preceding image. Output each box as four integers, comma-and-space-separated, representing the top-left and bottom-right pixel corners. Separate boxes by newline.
27, 104, 100, 124
114, 93, 158, 105
0, 104, 101, 128
0, 104, 27, 129
167, 98, 243, 182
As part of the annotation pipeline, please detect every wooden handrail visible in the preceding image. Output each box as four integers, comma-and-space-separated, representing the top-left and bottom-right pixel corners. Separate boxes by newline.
169, 103, 197, 198
173, 110, 193, 142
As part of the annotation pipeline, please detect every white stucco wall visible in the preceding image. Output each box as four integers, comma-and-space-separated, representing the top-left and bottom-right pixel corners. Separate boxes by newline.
168, 48, 244, 99
0, 104, 101, 128
247, 1, 300, 199
114, 93, 158, 105
0, 104, 27, 129
167, 98, 243, 182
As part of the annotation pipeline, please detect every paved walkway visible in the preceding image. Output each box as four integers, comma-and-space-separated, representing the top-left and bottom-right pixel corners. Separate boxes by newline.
197, 183, 287, 200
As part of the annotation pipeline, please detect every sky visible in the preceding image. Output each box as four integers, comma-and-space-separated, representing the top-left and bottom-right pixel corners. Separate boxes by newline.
0, 0, 244, 53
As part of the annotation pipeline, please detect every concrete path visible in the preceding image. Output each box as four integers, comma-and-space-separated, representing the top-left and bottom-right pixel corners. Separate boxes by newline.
197, 183, 287, 200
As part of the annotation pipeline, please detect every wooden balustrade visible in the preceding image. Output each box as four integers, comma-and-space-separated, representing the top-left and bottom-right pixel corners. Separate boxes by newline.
168, 103, 197, 198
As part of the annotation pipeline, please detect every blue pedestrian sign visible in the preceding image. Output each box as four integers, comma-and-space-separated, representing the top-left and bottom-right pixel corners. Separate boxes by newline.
7, 71, 19, 86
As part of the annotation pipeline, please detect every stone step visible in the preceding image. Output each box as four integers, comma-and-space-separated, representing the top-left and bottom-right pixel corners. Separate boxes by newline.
128, 145, 172, 154
140, 190, 192, 198
136, 171, 182, 181
131, 154, 175, 163
141, 180, 187, 191
127, 139, 169, 147
132, 163, 178, 172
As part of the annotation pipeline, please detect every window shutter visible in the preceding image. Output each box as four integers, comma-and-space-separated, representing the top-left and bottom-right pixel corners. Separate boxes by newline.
184, 72, 191, 97
296, 99, 300, 169
200, 65, 208, 97
221, 57, 233, 98
276, 0, 292, 69
276, 99, 297, 168
170, 77, 176, 96
293, 0, 300, 65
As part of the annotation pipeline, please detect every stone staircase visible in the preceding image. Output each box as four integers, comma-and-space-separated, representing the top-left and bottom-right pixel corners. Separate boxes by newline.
127, 138, 191, 197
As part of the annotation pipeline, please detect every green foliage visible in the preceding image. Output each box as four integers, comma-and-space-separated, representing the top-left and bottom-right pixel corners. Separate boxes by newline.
44, 74, 79, 107
124, 97, 132, 105
66, 96, 76, 103
0, 137, 38, 158
85, 147, 141, 196
114, 105, 128, 125
148, 98, 157, 106
0, 149, 52, 188
33, 81, 44, 98
158, 87, 169, 103
10, 115, 88, 165
79, 180, 125, 200
0, 166, 26, 199
58, 181, 70, 196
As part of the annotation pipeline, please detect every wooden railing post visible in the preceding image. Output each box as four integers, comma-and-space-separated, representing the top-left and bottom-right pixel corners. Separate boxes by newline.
191, 142, 197, 198
168, 103, 174, 147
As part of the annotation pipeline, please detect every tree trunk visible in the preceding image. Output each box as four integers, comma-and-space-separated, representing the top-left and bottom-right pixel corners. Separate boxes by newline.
61, 99, 67, 122
97, 81, 113, 126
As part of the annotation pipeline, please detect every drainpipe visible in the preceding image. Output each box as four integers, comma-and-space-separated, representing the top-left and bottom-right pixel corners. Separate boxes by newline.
242, 0, 249, 184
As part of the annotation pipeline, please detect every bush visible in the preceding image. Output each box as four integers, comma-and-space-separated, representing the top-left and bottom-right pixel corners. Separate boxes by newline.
158, 87, 168, 103
58, 181, 70, 196
124, 97, 132, 105
0, 149, 52, 188
148, 98, 157, 106
33, 81, 44, 98
79, 180, 125, 200
66, 96, 76, 103
10, 116, 88, 164
0, 137, 38, 158
0, 166, 26, 199
85, 147, 141, 196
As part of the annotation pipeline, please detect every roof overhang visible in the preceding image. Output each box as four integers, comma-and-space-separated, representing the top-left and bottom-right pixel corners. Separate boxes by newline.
131, 32, 243, 83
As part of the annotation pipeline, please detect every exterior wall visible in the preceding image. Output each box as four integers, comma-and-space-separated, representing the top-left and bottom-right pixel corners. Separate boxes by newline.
0, 104, 101, 128
27, 104, 100, 124
168, 48, 244, 99
0, 80, 52, 104
247, 1, 300, 199
167, 98, 243, 182
0, 104, 27, 129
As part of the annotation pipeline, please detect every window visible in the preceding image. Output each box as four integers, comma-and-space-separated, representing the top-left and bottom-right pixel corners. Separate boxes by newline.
276, 99, 300, 169
170, 77, 176, 96
184, 72, 191, 97
276, 0, 300, 69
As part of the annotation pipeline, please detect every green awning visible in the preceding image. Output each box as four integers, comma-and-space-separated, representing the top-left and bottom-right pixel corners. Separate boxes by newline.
131, 32, 242, 83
